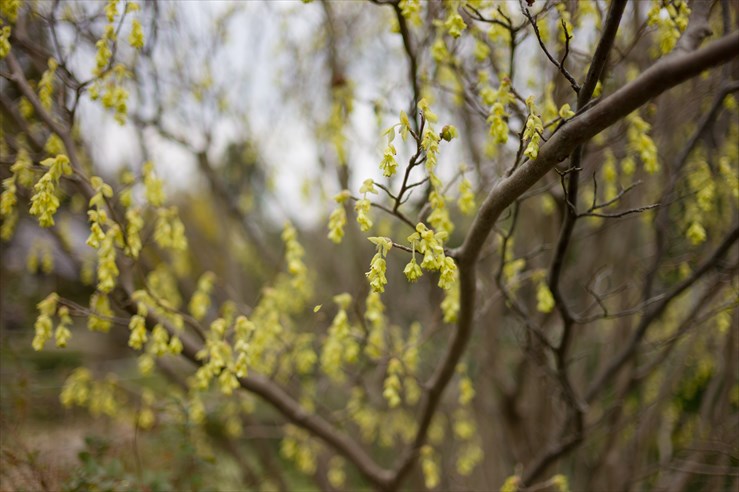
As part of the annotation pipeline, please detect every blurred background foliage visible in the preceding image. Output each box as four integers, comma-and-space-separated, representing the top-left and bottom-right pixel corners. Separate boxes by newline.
1, 0, 738, 491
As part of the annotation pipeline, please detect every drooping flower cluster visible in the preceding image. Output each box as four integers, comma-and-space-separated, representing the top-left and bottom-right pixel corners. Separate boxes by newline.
398, 0, 421, 27
327, 190, 350, 244
647, 0, 690, 56
60, 368, 122, 418
366, 236, 392, 293
626, 112, 659, 174
38, 58, 58, 110
383, 357, 404, 408
32, 292, 73, 350
523, 96, 544, 160
364, 291, 387, 360
482, 78, 514, 145
87, 176, 122, 295
29, 154, 72, 227
189, 271, 216, 321
355, 179, 377, 232
1, 147, 34, 240
457, 177, 476, 215
321, 293, 360, 381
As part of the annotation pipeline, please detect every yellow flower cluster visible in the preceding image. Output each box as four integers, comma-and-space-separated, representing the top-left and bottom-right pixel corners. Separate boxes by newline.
192, 317, 240, 393
523, 96, 544, 160
128, 305, 148, 350
457, 177, 476, 215
418, 97, 438, 124
86, 176, 122, 294
95, 65, 130, 125
88, 2, 141, 124
88, 375, 120, 416
282, 222, 309, 293
0, 0, 21, 22
441, 277, 460, 323
291, 333, 317, 374
135, 389, 156, 430
552, 474, 571, 492
488, 102, 509, 144
383, 358, 404, 408
647, 0, 690, 56
322, 80, 353, 165
405, 222, 457, 291
536, 281, 555, 313
94, 24, 115, 76
364, 291, 386, 360
32, 293, 66, 350
154, 206, 188, 250
131, 287, 184, 336
189, 271, 215, 321
0, 25, 10, 59
124, 207, 143, 258
142, 160, 165, 206
281, 424, 320, 475
399, 0, 421, 27
327, 190, 349, 244
321, 293, 359, 381
401, 322, 422, 404
60, 368, 120, 417
380, 141, 398, 177
457, 441, 484, 476
403, 254, 423, 283
244, 223, 312, 376
559, 103, 575, 119
60, 367, 92, 407
0, 148, 31, 240
428, 185, 453, 234
380, 322, 423, 408
453, 410, 475, 436
444, 12, 466, 39
474, 39, 489, 62
25, 239, 52, 275
88, 291, 114, 332
453, 363, 483, 474
128, 18, 144, 49
682, 158, 720, 246
327, 456, 346, 488
346, 389, 380, 441
44, 133, 65, 155
420, 445, 440, 489
626, 112, 659, 174
421, 125, 441, 170
457, 368, 475, 406
29, 154, 72, 227
38, 58, 58, 110
355, 179, 377, 232
366, 236, 392, 293
431, 36, 450, 63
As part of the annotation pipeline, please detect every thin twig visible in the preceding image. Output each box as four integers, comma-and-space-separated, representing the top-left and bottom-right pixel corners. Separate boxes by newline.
520, 1, 581, 93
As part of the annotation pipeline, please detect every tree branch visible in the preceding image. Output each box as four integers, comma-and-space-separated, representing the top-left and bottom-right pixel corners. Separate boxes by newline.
585, 224, 739, 403
520, 1, 581, 93
456, 31, 739, 265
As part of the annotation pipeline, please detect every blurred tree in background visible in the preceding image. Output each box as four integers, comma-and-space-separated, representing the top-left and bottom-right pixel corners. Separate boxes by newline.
1, 0, 738, 490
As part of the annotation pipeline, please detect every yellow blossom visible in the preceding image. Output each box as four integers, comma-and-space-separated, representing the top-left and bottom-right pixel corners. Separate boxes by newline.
536, 282, 555, 313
